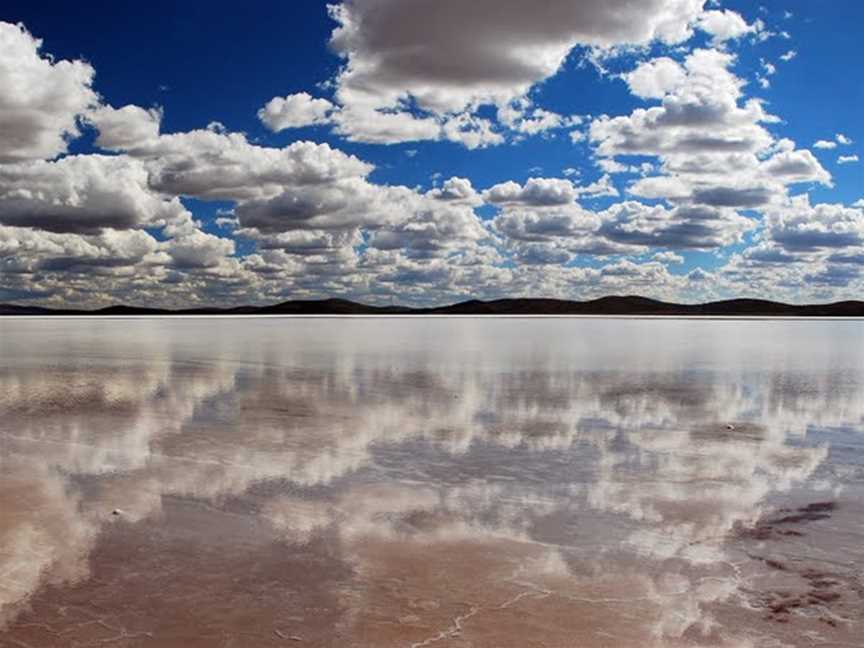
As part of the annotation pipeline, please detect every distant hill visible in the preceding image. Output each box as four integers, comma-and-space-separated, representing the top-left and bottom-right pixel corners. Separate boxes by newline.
2, 296, 864, 317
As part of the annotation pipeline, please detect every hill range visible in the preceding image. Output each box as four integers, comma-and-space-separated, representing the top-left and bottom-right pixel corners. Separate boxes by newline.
2, 296, 863, 316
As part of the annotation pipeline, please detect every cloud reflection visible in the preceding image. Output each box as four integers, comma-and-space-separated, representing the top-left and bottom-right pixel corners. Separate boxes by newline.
0, 319, 862, 643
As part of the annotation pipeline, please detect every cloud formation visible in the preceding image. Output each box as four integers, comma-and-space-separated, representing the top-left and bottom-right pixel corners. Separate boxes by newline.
0, 5, 862, 308
257, 0, 727, 146
0, 22, 98, 162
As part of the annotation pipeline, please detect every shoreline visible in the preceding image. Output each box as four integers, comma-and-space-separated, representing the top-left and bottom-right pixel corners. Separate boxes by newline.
2, 314, 864, 321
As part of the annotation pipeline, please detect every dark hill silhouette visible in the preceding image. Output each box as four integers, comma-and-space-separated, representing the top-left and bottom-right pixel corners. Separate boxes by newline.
2, 296, 863, 316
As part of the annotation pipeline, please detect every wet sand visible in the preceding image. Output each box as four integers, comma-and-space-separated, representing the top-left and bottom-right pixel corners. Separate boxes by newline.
1, 318, 863, 647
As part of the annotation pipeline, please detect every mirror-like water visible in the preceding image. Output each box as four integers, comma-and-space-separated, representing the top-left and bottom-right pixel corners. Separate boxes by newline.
1, 318, 862, 647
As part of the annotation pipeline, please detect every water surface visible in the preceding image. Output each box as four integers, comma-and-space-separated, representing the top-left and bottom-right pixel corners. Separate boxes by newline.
1, 318, 862, 647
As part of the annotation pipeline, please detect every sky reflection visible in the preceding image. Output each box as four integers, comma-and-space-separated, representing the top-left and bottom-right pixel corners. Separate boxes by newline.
0, 318, 862, 646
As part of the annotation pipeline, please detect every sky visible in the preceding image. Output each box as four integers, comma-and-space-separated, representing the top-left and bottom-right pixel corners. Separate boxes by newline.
0, 0, 862, 308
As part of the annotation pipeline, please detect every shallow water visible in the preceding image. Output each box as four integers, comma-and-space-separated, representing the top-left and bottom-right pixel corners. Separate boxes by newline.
0, 317, 862, 647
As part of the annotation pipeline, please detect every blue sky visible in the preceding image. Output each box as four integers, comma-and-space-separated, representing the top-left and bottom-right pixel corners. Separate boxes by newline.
0, 0, 862, 307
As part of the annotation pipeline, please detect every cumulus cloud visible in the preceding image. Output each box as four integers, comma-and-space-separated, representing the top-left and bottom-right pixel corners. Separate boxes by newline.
624, 57, 688, 99
838, 155, 859, 165
598, 201, 755, 249
257, 93, 336, 131
490, 205, 616, 265
653, 251, 684, 264
116, 128, 373, 201
427, 177, 480, 204
594, 49, 831, 222
496, 100, 574, 135
696, 9, 759, 43
594, 49, 775, 159
722, 195, 864, 294
762, 196, 864, 255
575, 174, 620, 198
761, 148, 832, 184
484, 177, 577, 207
367, 201, 489, 259
0, 155, 187, 233
2, 11, 862, 307
439, 112, 504, 149
0, 22, 98, 162
328, 0, 706, 114
233, 177, 392, 234
255, 1, 713, 147
481, 174, 616, 206
88, 104, 162, 150
0, 225, 161, 274
492, 207, 598, 243
164, 228, 236, 269
236, 176, 490, 273
331, 105, 441, 145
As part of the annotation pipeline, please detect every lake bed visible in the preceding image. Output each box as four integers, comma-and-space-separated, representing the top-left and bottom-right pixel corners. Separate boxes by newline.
1, 317, 862, 647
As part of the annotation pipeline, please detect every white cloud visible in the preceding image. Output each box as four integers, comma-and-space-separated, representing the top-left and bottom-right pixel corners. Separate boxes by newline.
593, 49, 830, 215
761, 195, 864, 254
813, 140, 837, 150
497, 100, 570, 135
598, 201, 756, 249
0, 155, 187, 233
367, 201, 489, 259
119, 129, 373, 201
574, 174, 619, 198
235, 174, 493, 275
596, 158, 654, 175
257, 93, 336, 131
0, 225, 161, 273
255, 1, 712, 148
484, 177, 577, 207
328, 0, 707, 115
756, 58, 776, 89
569, 130, 587, 144
490, 205, 611, 264
234, 178, 393, 234
696, 9, 758, 43
836, 133, 853, 145
164, 226, 236, 269
653, 251, 684, 264
761, 148, 831, 185
779, 50, 797, 62
331, 105, 441, 145
2, 13, 862, 307
624, 57, 687, 99
0, 22, 98, 162
88, 105, 162, 150
838, 155, 859, 165
427, 177, 480, 204
440, 113, 504, 149
594, 49, 775, 160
